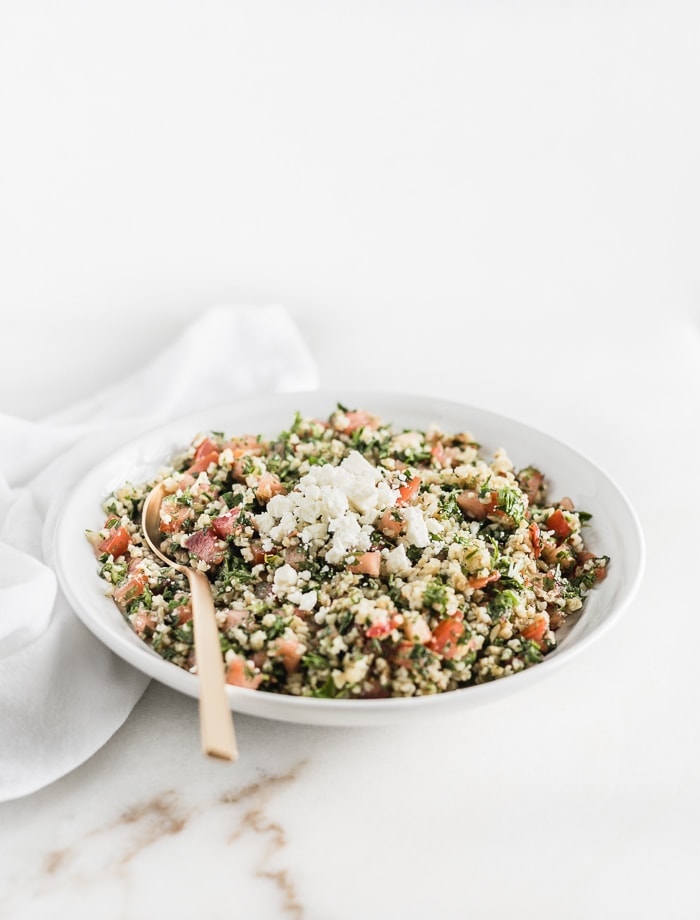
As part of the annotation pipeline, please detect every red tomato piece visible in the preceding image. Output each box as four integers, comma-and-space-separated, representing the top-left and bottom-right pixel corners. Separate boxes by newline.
378, 509, 403, 537
284, 546, 307, 569
431, 443, 448, 467
226, 435, 264, 458
97, 522, 131, 558
546, 509, 572, 541
457, 490, 495, 521
393, 640, 415, 669
338, 410, 380, 433
517, 467, 544, 504
212, 507, 242, 539
349, 551, 381, 577
521, 616, 548, 647
428, 616, 465, 659
271, 638, 304, 674
184, 528, 225, 565
225, 655, 263, 689
246, 542, 267, 566
366, 614, 401, 639
529, 522, 542, 559
255, 472, 286, 503
397, 476, 421, 506
132, 611, 158, 636
577, 552, 608, 583
467, 571, 501, 590
158, 499, 192, 534
188, 438, 220, 473
113, 570, 148, 606
176, 604, 193, 625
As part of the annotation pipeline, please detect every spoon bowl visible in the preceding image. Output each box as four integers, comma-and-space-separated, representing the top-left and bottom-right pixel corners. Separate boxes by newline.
141, 482, 238, 761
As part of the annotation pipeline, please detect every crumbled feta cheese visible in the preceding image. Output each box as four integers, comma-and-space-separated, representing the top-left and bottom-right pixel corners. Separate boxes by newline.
254, 449, 397, 564
325, 514, 369, 564
425, 516, 444, 535
273, 564, 298, 597
384, 543, 412, 576
299, 590, 317, 611
270, 511, 297, 543
340, 450, 381, 481
401, 506, 430, 548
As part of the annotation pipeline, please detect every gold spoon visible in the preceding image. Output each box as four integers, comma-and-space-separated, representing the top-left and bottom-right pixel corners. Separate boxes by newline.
142, 482, 238, 761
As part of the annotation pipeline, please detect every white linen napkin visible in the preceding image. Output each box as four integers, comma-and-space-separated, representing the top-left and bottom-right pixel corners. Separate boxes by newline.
0, 305, 318, 802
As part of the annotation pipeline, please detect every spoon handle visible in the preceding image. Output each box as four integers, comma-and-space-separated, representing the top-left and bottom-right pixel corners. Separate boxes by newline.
186, 568, 238, 761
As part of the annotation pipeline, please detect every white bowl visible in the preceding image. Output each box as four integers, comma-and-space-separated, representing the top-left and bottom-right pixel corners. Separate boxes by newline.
53, 390, 645, 726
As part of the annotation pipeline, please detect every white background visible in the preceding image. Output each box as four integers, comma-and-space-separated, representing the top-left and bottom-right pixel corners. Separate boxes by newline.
1, 3, 699, 919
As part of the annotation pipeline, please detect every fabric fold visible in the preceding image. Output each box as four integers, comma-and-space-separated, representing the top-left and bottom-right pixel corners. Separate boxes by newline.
0, 305, 318, 802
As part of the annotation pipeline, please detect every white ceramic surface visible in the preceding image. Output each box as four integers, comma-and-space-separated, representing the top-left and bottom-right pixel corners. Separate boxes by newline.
54, 390, 645, 727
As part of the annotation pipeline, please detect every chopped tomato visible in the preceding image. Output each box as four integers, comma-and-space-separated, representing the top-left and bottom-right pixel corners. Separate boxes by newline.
456, 490, 494, 521
284, 546, 307, 569
222, 608, 248, 630
517, 467, 544, 504
271, 638, 304, 674
176, 604, 192, 625
529, 522, 542, 559
113, 570, 148, 606
158, 499, 192, 534
428, 615, 465, 659
431, 443, 448, 467
97, 521, 131, 558
546, 509, 572, 541
226, 435, 264, 458
467, 571, 501, 590
231, 460, 248, 482
431, 443, 462, 468
184, 528, 225, 566
248, 542, 267, 566
378, 508, 403, 537
349, 551, 381, 577
397, 476, 421, 506
255, 472, 286, 503
188, 438, 220, 473
366, 614, 402, 639
132, 611, 158, 636
577, 552, 608, 583
178, 473, 197, 491
212, 507, 242, 539
541, 542, 576, 572
521, 616, 548, 647
393, 640, 415, 669
225, 655, 263, 689
336, 409, 380, 433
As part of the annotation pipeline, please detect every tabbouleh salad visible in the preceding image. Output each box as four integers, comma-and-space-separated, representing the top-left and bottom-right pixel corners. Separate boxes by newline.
87, 405, 609, 699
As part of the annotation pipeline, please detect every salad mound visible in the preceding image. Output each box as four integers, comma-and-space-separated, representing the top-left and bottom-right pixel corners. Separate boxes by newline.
87, 405, 609, 699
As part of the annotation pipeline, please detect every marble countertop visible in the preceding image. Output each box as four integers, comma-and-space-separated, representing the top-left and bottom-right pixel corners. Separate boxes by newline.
2, 2, 699, 918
